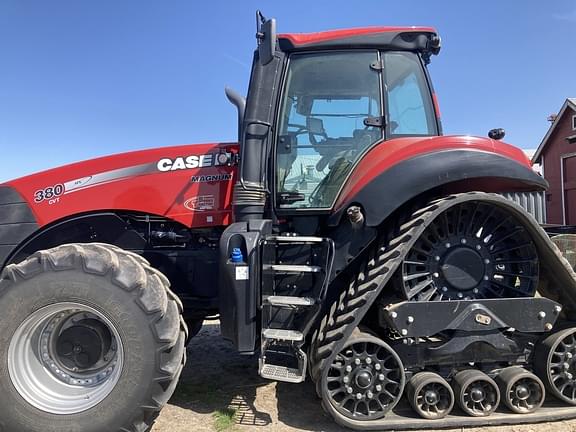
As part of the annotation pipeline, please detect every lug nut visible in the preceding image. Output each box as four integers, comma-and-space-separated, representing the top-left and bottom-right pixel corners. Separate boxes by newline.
375, 363, 381, 371
461, 238, 467, 244
484, 275, 490, 281
435, 256, 441, 261
567, 352, 573, 360
484, 259, 490, 264
433, 272, 439, 278
343, 376, 350, 383
347, 386, 353, 394
379, 374, 385, 381
346, 365, 352, 373
564, 362, 570, 370
458, 292, 463, 298
356, 393, 363, 400
375, 384, 382, 392
366, 358, 372, 364
473, 288, 479, 294
476, 245, 482, 250
567, 372, 574, 380
367, 391, 374, 399
445, 243, 451, 248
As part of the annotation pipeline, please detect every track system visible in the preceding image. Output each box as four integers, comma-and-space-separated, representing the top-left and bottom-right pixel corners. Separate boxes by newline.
310, 192, 576, 430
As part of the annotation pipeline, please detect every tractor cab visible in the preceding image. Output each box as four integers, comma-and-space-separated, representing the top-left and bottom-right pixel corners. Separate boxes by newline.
227, 12, 442, 221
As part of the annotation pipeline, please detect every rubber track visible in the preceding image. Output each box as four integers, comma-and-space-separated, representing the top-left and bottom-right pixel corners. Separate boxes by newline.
310, 192, 576, 429
1, 243, 187, 432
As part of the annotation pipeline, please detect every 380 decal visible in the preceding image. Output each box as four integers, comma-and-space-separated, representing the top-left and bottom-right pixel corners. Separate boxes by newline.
34, 184, 64, 203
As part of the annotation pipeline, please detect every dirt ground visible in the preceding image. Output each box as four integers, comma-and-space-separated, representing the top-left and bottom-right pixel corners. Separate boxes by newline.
151, 322, 576, 432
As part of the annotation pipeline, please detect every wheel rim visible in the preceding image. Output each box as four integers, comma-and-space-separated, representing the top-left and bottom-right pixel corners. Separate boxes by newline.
412, 377, 453, 419
542, 328, 576, 404
507, 377, 544, 413
461, 379, 499, 416
402, 202, 538, 301
8, 302, 124, 414
324, 339, 405, 420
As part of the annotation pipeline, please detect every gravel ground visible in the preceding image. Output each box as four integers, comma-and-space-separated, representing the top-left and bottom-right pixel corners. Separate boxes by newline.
151, 322, 576, 432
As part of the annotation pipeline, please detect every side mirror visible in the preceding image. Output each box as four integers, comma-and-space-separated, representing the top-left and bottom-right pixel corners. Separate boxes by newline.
256, 11, 276, 65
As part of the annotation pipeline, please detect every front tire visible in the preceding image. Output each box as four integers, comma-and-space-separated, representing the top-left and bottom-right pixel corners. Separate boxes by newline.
0, 243, 186, 432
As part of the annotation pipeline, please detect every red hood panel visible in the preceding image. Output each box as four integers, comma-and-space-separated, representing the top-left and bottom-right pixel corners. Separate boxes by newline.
335, 135, 533, 210
7, 143, 239, 228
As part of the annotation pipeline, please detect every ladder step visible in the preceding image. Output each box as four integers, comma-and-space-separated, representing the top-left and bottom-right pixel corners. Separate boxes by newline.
264, 296, 316, 306
267, 264, 322, 273
262, 329, 304, 341
260, 364, 305, 383
267, 235, 325, 243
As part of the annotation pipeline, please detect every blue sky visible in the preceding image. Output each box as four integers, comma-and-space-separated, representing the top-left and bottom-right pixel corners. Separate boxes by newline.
1, 0, 575, 182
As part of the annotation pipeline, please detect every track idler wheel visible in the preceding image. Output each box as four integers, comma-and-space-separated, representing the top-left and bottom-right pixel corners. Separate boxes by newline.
406, 372, 454, 419
321, 330, 405, 421
453, 370, 500, 417
536, 327, 576, 405
496, 367, 545, 414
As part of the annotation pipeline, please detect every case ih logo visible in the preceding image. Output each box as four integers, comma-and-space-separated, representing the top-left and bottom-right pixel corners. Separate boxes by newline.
156, 153, 230, 172
183, 195, 215, 212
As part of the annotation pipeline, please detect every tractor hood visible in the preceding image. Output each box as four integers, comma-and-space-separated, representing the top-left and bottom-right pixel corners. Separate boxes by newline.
6, 142, 239, 228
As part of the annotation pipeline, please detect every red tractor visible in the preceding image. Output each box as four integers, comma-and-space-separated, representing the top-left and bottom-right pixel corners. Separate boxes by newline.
0, 12, 574, 432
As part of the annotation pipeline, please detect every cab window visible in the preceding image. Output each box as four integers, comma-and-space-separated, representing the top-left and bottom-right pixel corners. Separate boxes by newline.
384, 52, 437, 136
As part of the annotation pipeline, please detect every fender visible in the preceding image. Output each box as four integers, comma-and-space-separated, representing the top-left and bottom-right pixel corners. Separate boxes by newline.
330, 136, 547, 227
0, 186, 39, 267
6, 212, 146, 266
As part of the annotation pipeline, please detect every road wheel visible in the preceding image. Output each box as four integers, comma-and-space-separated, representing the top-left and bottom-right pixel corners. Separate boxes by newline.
0, 243, 186, 432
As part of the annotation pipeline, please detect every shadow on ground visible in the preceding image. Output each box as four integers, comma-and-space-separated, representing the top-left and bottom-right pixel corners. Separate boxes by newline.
169, 321, 350, 431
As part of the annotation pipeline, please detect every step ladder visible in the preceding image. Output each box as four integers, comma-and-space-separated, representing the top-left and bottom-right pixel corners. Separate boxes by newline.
258, 234, 334, 383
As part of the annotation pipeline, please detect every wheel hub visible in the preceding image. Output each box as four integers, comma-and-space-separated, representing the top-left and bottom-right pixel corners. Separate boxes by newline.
441, 247, 485, 290
355, 370, 373, 389
470, 387, 485, 403
514, 384, 530, 400
8, 303, 124, 415
424, 389, 439, 405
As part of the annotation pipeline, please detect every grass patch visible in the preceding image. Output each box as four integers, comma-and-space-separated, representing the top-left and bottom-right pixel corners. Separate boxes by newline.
213, 408, 237, 431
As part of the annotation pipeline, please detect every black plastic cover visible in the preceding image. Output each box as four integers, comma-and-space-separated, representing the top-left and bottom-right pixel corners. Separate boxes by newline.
0, 186, 38, 267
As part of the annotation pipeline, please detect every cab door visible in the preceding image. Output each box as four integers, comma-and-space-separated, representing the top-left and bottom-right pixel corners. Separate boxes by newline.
275, 51, 383, 211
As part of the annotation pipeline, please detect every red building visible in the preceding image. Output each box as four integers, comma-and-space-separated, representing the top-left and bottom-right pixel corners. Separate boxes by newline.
532, 98, 576, 225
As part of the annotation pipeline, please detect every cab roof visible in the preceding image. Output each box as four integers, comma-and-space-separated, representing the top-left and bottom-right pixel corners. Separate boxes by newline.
277, 26, 441, 58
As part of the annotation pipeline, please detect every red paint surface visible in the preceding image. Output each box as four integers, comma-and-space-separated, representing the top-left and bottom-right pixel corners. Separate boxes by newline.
5, 136, 533, 229
7, 143, 239, 228
334, 135, 533, 210
279, 26, 436, 46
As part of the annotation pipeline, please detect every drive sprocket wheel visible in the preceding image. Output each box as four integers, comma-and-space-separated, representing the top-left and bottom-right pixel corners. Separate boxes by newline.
401, 201, 539, 301
322, 330, 405, 421
536, 327, 576, 405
